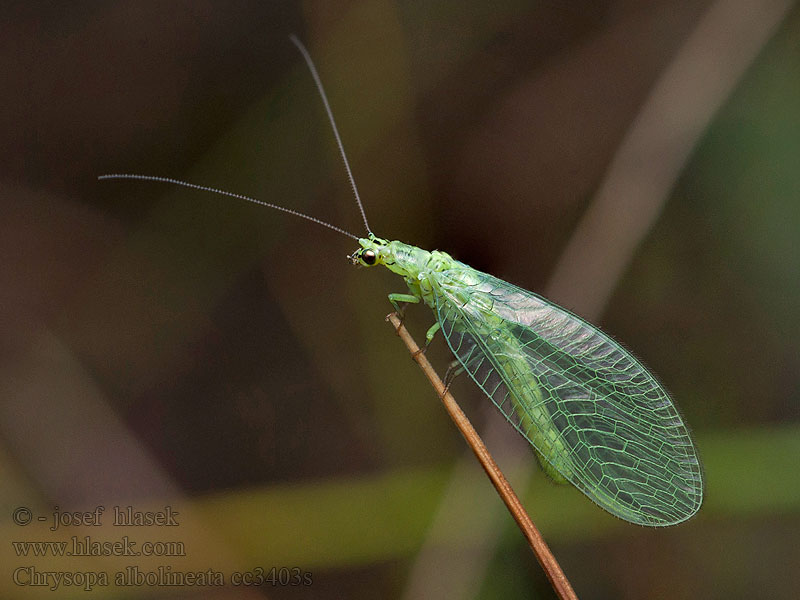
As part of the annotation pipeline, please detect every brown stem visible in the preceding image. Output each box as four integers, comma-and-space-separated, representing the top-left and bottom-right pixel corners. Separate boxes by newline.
386, 312, 578, 600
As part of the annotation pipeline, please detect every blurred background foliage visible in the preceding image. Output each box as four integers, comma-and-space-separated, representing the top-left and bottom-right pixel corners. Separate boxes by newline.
1, 1, 798, 599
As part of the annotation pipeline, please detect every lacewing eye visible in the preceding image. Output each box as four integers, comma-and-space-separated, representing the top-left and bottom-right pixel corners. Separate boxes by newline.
361, 250, 377, 266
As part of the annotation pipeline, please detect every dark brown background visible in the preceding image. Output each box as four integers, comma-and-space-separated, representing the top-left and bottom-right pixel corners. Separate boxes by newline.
1, 2, 798, 599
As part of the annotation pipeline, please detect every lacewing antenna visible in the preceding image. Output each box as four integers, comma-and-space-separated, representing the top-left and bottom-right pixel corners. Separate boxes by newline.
99, 35, 371, 241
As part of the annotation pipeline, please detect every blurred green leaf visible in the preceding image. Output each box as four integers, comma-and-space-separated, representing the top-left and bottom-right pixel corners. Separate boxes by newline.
197, 425, 800, 568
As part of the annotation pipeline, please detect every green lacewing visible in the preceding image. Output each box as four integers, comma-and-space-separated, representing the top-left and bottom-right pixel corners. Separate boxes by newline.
101, 35, 703, 526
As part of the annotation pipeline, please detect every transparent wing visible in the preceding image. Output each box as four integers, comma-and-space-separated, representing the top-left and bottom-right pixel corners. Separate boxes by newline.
432, 265, 703, 526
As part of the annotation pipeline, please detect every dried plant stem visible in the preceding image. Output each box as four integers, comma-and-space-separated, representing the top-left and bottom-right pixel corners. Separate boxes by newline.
386, 312, 578, 600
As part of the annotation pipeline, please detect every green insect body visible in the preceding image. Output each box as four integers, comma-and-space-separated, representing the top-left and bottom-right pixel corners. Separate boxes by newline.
101, 36, 703, 528
352, 234, 703, 526
353, 236, 573, 483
